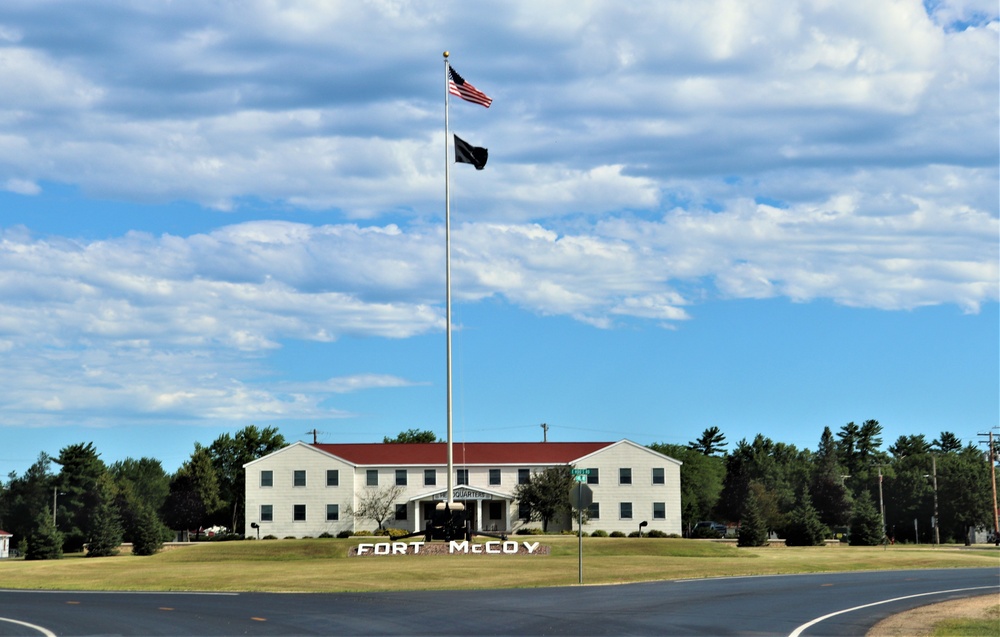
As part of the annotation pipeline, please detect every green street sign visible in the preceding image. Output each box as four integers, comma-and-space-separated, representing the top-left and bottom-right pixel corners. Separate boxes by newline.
574, 474, 587, 482
571, 468, 591, 475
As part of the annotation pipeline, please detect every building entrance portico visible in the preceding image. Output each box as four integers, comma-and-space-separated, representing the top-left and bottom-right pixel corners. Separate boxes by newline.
413, 486, 511, 533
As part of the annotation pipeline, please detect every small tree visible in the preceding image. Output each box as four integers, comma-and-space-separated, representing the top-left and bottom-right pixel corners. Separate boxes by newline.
849, 490, 884, 546
348, 485, 404, 531
737, 489, 768, 547
513, 466, 573, 532
783, 488, 827, 546
86, 473, 123, 557
131, 504, 167, 556
25, 512, 63, 560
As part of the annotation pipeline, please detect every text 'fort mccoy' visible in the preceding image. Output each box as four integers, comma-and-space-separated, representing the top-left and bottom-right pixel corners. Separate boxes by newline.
351, 540, 546, 556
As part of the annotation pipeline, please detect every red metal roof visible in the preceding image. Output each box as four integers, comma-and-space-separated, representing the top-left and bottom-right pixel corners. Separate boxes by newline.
312, 441, 613, 466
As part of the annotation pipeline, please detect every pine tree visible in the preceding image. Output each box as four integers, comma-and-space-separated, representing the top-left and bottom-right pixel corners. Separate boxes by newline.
25, 512, 63, 560
810, 427, 852, 528
848, 490, 884, 546
737, 488, 769, 547
783, 488, 828, 546
53, 442, 107, 552
131, 503, 167, 556
85, 473, 123, 557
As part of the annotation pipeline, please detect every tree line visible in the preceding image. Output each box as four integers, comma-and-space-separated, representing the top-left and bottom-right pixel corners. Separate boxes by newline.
0, 426, 285, 559
2, 421, 996, 558
653, 422, 998, 545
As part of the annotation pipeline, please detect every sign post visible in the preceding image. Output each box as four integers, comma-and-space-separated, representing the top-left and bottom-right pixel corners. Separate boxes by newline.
569, 470, 593, 585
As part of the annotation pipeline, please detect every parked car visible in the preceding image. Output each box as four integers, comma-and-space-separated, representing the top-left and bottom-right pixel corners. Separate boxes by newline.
693, 521, 727, 538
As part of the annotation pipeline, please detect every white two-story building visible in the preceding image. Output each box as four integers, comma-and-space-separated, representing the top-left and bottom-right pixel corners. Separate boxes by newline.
244, 439, 681, 538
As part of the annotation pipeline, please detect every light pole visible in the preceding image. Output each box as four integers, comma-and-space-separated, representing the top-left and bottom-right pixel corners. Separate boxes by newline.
877, 465, 886, 541
51, 487, 64, 526
923, 455, 939, 546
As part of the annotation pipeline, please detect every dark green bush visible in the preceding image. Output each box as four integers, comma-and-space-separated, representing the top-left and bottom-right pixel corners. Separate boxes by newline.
590, 530, 608, 537
609, 531, 626, 538
317, 532, 334, 539
337, 530, 353, 539
646, 529, 668, 538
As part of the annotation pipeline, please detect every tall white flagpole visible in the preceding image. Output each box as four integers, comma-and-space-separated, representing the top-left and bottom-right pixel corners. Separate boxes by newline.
443, 51, 455, 508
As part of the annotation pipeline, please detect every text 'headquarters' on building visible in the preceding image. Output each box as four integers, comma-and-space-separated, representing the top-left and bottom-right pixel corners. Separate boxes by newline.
244, 439, 681, 537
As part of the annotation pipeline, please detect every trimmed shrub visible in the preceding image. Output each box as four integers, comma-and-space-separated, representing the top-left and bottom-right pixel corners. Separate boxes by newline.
646, 529, 668, 538
515, 527, 545, 535
337, 530, 353, 539
317, 532, 334, 539
590, 529, 608, 537
609, 531, 626, 538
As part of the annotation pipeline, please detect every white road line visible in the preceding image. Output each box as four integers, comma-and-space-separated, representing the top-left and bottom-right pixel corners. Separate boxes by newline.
0, 617, 58, 637
788, 585, 999, 637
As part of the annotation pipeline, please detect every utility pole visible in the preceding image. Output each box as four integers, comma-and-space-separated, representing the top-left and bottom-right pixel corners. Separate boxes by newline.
540, 422, 549, 443
979, 430, 999, 545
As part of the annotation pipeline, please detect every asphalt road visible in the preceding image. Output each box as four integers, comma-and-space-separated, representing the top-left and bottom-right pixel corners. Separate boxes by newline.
0, 568, 996, 636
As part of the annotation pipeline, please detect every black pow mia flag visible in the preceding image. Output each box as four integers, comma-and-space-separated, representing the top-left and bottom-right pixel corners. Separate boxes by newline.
454, 135, 488, 170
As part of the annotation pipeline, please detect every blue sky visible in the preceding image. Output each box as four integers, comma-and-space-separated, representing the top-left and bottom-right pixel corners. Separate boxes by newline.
0, 1, 996, 477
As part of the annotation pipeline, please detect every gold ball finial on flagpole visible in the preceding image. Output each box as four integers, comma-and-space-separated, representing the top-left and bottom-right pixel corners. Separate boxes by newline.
443, 51, 449, 58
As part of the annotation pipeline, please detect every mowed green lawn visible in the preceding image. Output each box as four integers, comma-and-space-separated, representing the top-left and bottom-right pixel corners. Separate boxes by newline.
2, 538, 997, 593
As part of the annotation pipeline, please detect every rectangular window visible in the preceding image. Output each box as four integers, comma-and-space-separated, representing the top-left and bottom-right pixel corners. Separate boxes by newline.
587, 502, 600, 520
326, 504, 339, 521
489, 469, 501, 486
457, 469, 469, 485
619, 468, 632, 485
293, 504, 306, 521
293, 470, 306, 487
518, 502, 531, 520
260, 470, 273, 487
424, 469, 437, 486
652, 467, 665, 485
587, 468, 599, 485
395, 504, 408, 520
488, 501, 503, 520
260, 504, 273, 522
518, 469, 531, 485
620, 502, 633, 519
326, 469, 339, 487
367, 469, 379, 486
395, 469, 407, 486
653, 502, 666, 519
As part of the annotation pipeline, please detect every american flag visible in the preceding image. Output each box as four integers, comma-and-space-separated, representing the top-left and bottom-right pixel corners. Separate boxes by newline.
448, 67, 492, 108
